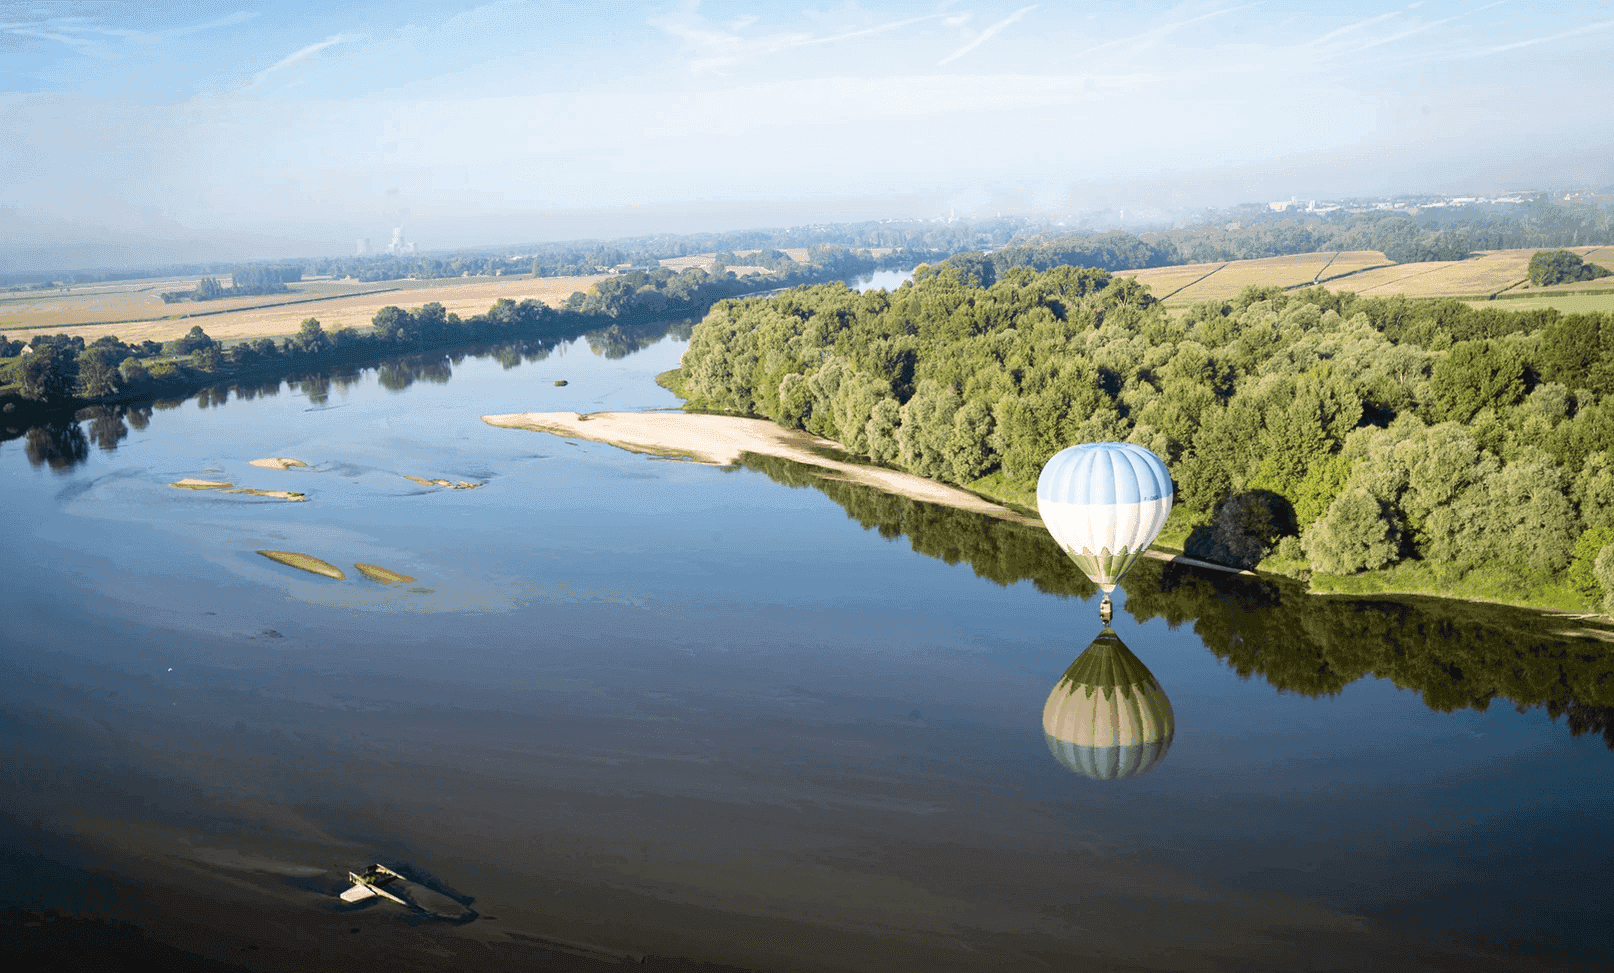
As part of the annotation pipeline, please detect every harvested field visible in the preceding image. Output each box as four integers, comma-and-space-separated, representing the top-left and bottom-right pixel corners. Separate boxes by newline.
658, 255, 718, 272
1463, 292, 1614, 315
1126, 251, 1388, 305
0, 273, 611, 346
1326, 247, 1611, 299
1121, 263, 1225, 301
1123, 246, 1614, 309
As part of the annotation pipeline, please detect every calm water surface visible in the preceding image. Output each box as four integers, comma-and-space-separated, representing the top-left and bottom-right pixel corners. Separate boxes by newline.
1, 327, 1611, 972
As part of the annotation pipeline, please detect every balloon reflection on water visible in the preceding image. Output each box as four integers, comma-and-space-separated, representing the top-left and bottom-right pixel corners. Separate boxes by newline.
1043, 626, 1175, 780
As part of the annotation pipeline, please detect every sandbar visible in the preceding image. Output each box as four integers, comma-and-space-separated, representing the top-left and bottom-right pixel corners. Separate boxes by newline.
227, 488, 306, 501
481, 411, 1250, 577
170, 478, 232, 490
403, 475, 484, 490
250, 457, 308, 470
355, 563, 417, 584
483, 411, 1038, 524
257, 550, 345, 580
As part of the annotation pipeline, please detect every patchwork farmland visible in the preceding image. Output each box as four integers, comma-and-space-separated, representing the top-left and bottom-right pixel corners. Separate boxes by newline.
1121, 245, 1614, 308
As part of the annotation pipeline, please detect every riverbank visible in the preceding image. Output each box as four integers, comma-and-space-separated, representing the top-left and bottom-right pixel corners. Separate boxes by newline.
482, 409, 1614, 624
481, 409, 1249, 579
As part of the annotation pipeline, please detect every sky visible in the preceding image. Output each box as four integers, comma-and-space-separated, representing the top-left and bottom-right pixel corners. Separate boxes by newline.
3, 0, 1613, 271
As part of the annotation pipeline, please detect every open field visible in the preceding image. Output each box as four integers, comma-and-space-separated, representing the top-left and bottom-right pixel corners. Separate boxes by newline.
1124, 246, 1614, 309
0, 275, 395, 331
1126, 251, 1390, 304
1462, 292, 1614, 315
0, 273, 611, 346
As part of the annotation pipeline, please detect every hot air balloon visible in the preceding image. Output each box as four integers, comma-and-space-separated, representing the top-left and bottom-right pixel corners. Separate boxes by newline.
1043, 627, 1174, 780
1037, 442, 1173, 622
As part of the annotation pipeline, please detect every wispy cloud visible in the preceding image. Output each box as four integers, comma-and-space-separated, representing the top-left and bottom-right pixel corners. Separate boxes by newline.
2, 10, 260, 55
655, 10, 946, 74
1446, 17, 1614, 59
158, 11, 260, 41
4, 27, 96, 50
1076, 3, 1261, 60
1347, 14, 1459, 53
938, 5, 1036, 66
249, 34, 361, 89
1304, 11, 1400, 48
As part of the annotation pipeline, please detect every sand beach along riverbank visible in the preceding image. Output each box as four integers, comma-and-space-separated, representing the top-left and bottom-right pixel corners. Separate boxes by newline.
481, 410, 1248, 577
484, 410, 1043, 524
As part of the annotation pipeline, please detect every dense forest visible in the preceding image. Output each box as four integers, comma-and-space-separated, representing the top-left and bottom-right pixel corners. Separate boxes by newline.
674, 252, 1614, 612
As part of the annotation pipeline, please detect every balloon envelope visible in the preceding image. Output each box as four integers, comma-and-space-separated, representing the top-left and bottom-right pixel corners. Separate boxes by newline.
1037, 442, 1173, 592
1043, 627, 1174, 780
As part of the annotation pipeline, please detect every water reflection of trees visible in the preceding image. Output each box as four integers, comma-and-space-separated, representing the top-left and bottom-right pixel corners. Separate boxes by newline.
1, 320, 685, 473
740, 453, 1614, 749
80, 406, 128, 453
737, 452, 1098, 600
25, 420, 89, 472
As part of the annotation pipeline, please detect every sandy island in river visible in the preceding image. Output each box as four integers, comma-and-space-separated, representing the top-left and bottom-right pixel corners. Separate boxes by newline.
481, 411, 1248, 576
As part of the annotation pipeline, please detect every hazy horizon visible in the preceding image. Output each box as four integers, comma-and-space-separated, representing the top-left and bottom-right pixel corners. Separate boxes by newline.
5, 0, 1613, 272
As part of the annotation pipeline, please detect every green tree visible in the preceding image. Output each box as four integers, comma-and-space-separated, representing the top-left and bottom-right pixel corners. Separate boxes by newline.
190, 345, 222, 371
944, 399, 997, 482
1568, 527, 1614, 598
1302, 488, 1399, 575
117, 357, 150, 387
18, 345, 76, 401
897, 380, 960, 478
288, 317, 330, 356
866, 398, 901, 465
75, 345, 123, 398
1427, 340, 1526, 424
165, 325, 217, 357
1529, 249, 1612, 287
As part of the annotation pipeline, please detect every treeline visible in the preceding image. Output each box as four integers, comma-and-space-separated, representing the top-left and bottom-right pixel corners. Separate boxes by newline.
739, 452, 1614, 749
160, 265, 304, 303
2, 216, 1034, 291
0, 248, 881, 412
1164, 199, 1614, 265
675, 255, 1614, 610
299, 220, 1024, 284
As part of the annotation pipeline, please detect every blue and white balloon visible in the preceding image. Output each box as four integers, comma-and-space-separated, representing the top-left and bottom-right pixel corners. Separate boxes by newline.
1037, 442, 1174, 593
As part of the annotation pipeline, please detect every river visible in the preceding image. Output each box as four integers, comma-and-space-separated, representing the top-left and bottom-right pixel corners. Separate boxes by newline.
1, 322, 1611, 973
